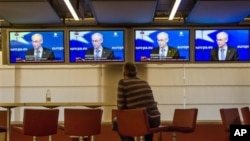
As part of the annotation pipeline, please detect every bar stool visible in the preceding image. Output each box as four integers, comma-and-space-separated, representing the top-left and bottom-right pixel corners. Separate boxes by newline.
114, 108, 166, 141
0, 110, 7, 141
163, 108, 198, 141
12, 108, 59, 141
220, 108, 241, 141
220, 108, 241, 132
0, 110, 7, 132
59, 108, 103, 141
240, 106, 250, 124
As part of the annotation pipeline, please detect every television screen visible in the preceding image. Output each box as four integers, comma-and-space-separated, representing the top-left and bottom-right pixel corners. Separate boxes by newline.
69, 30, 125, 63
134, 29, 190, 63
9, 30, 65, 64
195, 29, 250, 62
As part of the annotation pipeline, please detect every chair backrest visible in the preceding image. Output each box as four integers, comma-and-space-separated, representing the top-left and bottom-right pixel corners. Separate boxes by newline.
240, 107, 250, 125
64, 108, 103, 136
0, 110, 7, 132
220, 108, 241, 132
171, 108, 198, 132
23, 109, 59, 136
115, 108, 150, 136
0, 110, 7, 126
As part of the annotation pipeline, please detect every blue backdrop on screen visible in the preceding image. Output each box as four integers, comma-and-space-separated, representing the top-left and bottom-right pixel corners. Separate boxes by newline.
69, 30, 125, 63
134, 29, 190, 62
9, 31, 65, 63
195, 29, 250, 61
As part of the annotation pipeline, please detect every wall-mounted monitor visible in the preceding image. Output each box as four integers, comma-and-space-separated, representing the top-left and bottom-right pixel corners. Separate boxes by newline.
134, 29, 190, 63
69, 30, 125, 63
8, 30, 65, 64
195, 29, 250, 62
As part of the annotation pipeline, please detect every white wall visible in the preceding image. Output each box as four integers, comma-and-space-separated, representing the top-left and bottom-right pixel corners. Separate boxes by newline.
1, 52, 250, 122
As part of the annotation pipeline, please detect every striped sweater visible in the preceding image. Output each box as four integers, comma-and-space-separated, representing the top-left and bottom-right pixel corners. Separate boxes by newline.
117, 77, 161, 119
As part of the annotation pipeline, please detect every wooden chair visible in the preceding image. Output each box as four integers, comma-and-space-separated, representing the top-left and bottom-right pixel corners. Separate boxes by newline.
220, 108, 241, 132
59, 108, 103, 141
240, 106, 250, 125
164, 108, 198, 141
0, 110, 7, 132
114, 108, 166, 141
12, 108, 59, 141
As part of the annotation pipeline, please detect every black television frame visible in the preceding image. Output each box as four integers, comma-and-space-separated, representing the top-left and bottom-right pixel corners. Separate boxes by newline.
67, 28, 127, 64
194, 27, 250, 63
4, 28, 66, 65
132, 27, 191, 64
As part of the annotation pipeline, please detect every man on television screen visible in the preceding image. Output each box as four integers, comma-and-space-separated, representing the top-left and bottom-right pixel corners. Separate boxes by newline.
25, 33, 55, 61
85, 32, 114, 60
150, 32, 179, 60
210, 31, 239, 61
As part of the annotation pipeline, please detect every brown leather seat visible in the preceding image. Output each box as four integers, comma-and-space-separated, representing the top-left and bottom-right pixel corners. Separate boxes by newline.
164, 108, 198, 141
114, 108, 166, 141
220, 108, 241, 132
12, 109, 59, 141
240, 106, 250, 125
59, 108, 103, 141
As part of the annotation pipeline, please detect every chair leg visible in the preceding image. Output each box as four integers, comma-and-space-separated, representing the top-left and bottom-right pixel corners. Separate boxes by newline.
158, 132, 162, 141
172, 132, 176, 141
33, 136, 37, 141
49, 135, 53, 141
90, 135, 95, 141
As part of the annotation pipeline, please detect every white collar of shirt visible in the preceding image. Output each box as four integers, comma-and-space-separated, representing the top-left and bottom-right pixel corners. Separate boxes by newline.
34, 48, 43, 57
159, 46, 168, 57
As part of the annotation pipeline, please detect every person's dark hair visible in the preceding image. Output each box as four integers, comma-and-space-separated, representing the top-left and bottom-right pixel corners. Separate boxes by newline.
123, 62, 137, 77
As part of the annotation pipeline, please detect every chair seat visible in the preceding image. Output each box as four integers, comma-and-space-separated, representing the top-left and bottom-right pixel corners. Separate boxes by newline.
163, 108, 198, 141
115, 108, 165, 141
12, 126, 23, 134
165, 125, 194, 132
0, 126, 6, 132
149, 125, 168, 134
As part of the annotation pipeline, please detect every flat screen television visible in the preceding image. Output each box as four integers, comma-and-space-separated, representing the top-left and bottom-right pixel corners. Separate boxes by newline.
134, 29, 190, 63
8, 30, 65, 64
69, 30, 125, 63
195, 29, 250, 62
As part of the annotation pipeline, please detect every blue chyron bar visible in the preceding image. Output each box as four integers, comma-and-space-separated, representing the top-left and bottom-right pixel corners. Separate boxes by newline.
230, 125, 250, 141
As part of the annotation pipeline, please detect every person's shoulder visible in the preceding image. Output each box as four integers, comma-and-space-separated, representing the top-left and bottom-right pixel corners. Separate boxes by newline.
169, 46, 178, 51
26, 48, 34, 54
103, 47, 113, 51
228, 46, 237, 51
43, 47, 52, 51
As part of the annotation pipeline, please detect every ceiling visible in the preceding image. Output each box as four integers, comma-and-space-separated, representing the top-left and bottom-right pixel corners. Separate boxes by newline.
0, 0, 250, 27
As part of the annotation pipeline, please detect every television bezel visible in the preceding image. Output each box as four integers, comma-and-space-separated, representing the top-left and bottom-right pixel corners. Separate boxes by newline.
5, 28, 66, 65
194, 27, 250, 63
68, 28, 127, 64
132, 27, 191, 64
